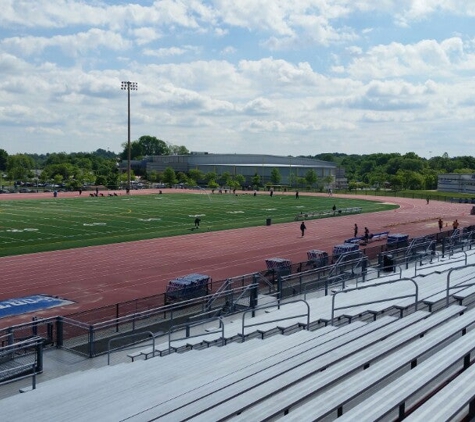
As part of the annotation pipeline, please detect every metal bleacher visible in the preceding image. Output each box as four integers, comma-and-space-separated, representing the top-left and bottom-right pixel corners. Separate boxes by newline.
2, 249, 475, 420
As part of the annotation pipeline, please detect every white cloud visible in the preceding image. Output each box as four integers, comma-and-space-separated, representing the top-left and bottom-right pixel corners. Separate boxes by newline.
0, 1, 475, 157
2, 29, 129, 57
242, 97, 275, 114
345, 37, 470, 79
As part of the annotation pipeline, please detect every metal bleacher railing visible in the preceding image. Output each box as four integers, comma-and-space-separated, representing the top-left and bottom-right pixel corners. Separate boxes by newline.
0, 336, 43, 390
0, 228, 474, 360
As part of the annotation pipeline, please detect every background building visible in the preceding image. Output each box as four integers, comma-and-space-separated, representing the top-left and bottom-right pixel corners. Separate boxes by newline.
140, 153, 336, 187
438, 174, 475, 194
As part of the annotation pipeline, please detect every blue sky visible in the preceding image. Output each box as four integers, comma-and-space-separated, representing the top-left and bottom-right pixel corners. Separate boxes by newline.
1, 1, 475, 158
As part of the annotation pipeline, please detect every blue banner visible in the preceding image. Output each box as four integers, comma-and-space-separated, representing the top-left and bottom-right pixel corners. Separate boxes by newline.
0, 295, 71, 319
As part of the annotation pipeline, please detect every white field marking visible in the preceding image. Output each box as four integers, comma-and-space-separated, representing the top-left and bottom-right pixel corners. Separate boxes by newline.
227, 211, 244, 214
189, 214, 206, 217
83, 222, 107, 226
6, 228, 39, 233
138, 218, 162, 221
263, 208, 277, 211
295, 206, 305, 208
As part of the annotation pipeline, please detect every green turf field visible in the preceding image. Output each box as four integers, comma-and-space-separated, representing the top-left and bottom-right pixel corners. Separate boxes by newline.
0, 192, 397, 257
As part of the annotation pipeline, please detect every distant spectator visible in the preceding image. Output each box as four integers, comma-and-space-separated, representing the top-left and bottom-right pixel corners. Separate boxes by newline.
354, 223, 358, 238
295, 190, 299, 199
194, 217, 201, 228
453, 219, 459, 231
364, 227, 369, 243
438, 218, 443, 232
300, 221, 306, 237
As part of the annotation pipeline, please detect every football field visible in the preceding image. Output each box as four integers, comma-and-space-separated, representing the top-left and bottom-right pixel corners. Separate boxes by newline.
0, 191, 396, 257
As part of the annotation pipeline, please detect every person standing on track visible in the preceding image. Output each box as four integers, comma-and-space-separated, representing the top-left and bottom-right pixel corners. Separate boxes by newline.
364, 227, 369, 243
438, 218, 443, 232
354, 223, 358, 238
300, 221, 306, 237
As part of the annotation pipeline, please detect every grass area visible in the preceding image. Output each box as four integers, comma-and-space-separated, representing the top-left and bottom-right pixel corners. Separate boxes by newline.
0, 192, 397, 257
338, 189, 475, 202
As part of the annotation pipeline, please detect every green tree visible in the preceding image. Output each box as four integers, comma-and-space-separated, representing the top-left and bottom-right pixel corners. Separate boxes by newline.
388, 174, 404, 191
95, 175, 108, 186
208, 180, 219, 189
205, 171, 218, 183
189, 169, 204, 183
398, 170, 425, 190
147, 170, 160, 183
270, 168, 281, 185
289, 172, 298, 187
53, 174, 64, 185
322, 175, 333, 190
121, 135, 171, 160
177, 172, 188, 184
235, 174, 245, 188
305, 169, 318, 187
0, 149, 8, 171
251, 173, 261, 188
163, 167, 177, 187
219, 171, 232, 186
7, 154, 34, 181
169, 144, 189, 155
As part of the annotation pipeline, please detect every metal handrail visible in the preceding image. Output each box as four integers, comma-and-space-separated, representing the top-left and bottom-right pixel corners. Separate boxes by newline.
331, 277, 419, 326
445, 261, 475, 308
241, 299, 310, 341
107, 331, 154, 365
168, 316, 224, 353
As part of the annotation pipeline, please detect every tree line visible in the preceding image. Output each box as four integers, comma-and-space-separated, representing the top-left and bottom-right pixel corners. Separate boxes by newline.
312, 152, 475, 190
1, 137, 474, 191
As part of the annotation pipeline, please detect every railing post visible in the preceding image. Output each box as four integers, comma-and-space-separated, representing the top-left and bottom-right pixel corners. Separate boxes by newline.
277, 275, 282, 307
32, 317, 38, 336
35, 341, 43, 373
32, 364, 37, 390
250, 282, 258, 318
116, 303, 119, 332
362, 258, 368, 282
56, 317, 63, 348
88, 325, 94, 358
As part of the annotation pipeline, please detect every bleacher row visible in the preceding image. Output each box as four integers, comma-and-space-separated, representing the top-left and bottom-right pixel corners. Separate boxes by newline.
2, 251, 475, 421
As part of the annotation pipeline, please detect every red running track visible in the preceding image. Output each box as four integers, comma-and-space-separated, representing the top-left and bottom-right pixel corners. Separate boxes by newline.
0, 190, 473, 327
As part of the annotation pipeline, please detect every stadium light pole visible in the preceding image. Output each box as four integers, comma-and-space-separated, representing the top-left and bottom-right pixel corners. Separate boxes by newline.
121, 81, 138, 193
